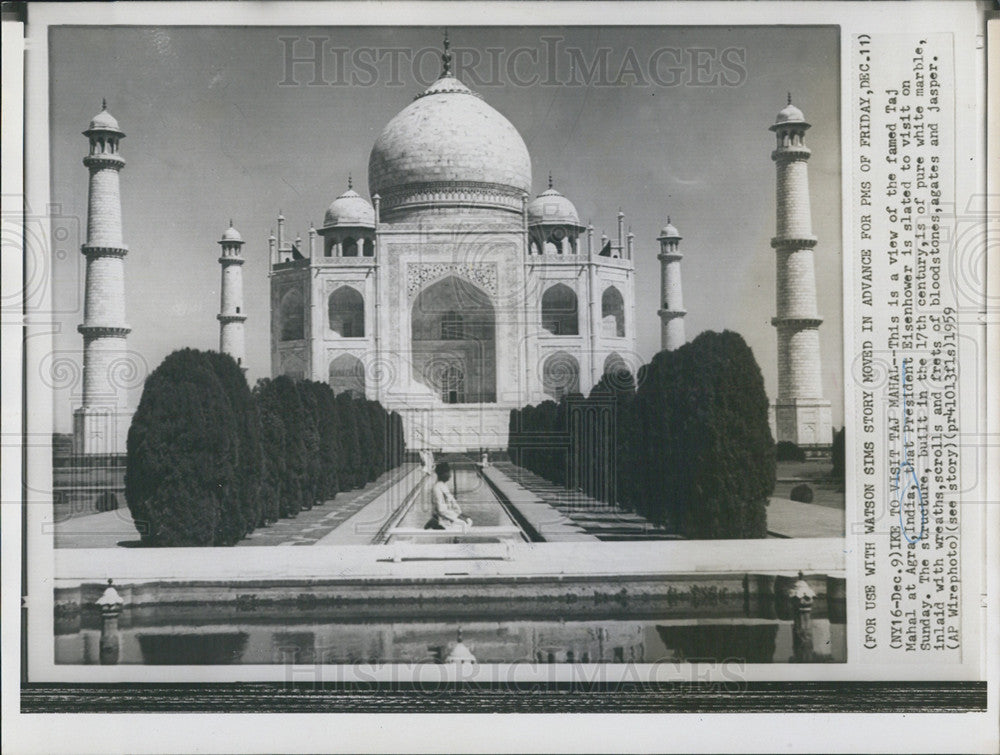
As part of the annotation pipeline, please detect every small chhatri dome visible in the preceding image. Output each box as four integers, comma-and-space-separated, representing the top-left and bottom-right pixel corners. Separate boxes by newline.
527, 177, 582, 228
367, 34, 531, 210
658, 216, 680, 239
220, 221, 243, 243
323, 182, 375, 229
774, 93, 806, 125
88, 99, 122, 132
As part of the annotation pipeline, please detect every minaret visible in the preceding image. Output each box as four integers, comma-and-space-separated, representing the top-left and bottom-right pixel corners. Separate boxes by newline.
73, 101, 131, 455
656, 218, 686, 351
769, 95, 832, 448
217, 221, 247, 370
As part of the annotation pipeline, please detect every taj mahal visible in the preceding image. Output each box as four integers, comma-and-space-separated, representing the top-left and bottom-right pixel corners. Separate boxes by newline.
71, 36, 831, 455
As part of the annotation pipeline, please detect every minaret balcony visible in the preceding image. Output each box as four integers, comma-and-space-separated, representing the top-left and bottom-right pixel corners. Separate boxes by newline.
771, 316, 823, 328
771, 146, 812, 161
81, 244, 129, 259
770, 236, 817, 249
77, 324, 131, 338
217, 313, 247, 324
82, 153, 126, 170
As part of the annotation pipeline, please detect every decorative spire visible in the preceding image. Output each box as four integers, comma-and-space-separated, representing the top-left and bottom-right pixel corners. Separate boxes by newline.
229, 218, 233, 228
787, 91, 792, 105
667, 215, 671, 224
102, 97, 108, 111
548, 171, 553, 190
347, 172, 353, 190
440, 29, 452, 78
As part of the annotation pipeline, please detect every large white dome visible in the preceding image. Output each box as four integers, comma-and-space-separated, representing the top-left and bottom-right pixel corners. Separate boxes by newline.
368, 76, 532, 216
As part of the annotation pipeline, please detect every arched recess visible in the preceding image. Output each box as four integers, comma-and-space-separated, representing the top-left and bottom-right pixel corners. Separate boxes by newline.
603, 352, 629, 376
412, 275, 496, 404
279, 287, 304, 341
542, 351, 580, 401
342, 236, 358, 257
328, 286, 365, 337
541, 283, 579, 336
601, 286, 625, 337
328, 354, 366, 398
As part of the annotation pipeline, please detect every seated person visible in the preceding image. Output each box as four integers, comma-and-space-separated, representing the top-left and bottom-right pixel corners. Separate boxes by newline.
425, 462, 473, 530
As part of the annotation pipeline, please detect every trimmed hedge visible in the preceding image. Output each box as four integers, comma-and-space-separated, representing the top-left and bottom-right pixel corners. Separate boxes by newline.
126, 350, 405, 546
508, 330, 775, 539
775, 440, 806, 462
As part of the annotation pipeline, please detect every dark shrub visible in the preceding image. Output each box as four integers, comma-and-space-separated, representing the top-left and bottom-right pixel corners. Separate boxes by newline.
95, 490, 120, 513
775, 440, 806, 462
790, 483, 814, 503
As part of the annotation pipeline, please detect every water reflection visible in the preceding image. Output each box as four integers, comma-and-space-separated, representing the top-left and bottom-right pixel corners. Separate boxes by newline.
55, 616, 845, 665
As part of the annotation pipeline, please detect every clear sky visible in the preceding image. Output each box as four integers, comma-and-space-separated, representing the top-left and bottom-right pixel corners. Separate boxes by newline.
48, 25, 842, 432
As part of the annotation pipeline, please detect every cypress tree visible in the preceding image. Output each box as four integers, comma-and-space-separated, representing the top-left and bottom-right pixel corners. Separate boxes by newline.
204, 351, 263, 543
253, 378, 286, 524
295, 380, 322, 509
353, 396, 376, 483
831, 426, 845, 484
125, 348, 237, 546
267, 375, 308, 516
366, 400, 387, 478
653, 330, 775, 538
335, 392, 364, 489
309, 381, 341, 502
387, 411, 406, 469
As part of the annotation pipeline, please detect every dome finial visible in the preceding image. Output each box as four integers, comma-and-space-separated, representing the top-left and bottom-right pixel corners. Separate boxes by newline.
548, 171, 553, 190
787, 91, 792, 105
229, 218, 233, 227
102, 97, 107, 111
440, 28, 452, 78
667, 215, 671, 224
348, 172, 353, 190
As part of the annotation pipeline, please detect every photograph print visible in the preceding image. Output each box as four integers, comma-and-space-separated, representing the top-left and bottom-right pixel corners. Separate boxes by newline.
44, 23, 846, 669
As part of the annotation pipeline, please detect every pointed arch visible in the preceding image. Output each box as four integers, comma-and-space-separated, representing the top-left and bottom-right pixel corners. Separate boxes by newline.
412, 275, 496, 404
279, 287, 304, 341
603, 352, 629, 376
328, 354, 366, 398
328, 286, 365, 337
541, 283, 579, 336
542, 351, 580, 401
601, 285, 625, 337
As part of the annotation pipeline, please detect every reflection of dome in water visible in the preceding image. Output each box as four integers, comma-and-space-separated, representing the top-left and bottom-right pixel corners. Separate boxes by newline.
445, 629, 477, 664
